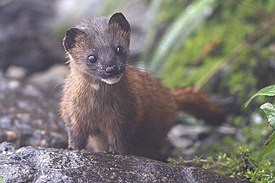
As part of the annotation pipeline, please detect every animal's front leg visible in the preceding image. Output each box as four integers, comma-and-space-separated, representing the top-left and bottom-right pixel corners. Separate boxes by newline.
107, 125, 132, 154
67, 124, 89, 150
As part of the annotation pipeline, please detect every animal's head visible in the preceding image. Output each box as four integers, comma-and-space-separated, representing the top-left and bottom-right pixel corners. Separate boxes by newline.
63, 12, 131, 84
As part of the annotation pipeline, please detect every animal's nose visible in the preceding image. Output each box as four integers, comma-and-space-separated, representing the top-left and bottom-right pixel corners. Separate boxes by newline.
105, 65, 119, 74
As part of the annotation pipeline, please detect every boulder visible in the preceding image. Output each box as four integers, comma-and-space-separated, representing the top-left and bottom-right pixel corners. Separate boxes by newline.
0, 143, 248, 183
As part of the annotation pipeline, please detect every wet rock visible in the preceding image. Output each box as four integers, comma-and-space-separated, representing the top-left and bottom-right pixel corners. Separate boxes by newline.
0, 143, 248, 183
0, 76, 67, 148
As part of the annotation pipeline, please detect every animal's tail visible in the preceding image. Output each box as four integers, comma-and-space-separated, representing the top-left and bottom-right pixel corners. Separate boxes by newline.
170, 87, 225, 125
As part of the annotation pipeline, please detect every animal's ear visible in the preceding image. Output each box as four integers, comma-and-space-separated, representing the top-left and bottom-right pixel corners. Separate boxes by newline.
63, 28, 86, 51
108, 12, 131, 34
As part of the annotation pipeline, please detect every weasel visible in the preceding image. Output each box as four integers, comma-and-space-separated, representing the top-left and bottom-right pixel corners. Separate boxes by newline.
60, 12, 224, 159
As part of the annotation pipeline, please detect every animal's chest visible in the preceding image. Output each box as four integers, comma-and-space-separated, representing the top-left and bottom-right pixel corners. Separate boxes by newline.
80, 89, 134, 130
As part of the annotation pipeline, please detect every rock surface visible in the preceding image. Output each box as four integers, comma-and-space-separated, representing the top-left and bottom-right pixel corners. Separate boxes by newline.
0, 143, 247, 183
0, 75, 67, 148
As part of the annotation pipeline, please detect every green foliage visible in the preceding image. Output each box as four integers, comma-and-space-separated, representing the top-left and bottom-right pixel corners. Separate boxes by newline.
245, 85, 275, 108
168, 85, 275, 181
0, 176, 3, 183
148, 0, 217, 72
258, 131, 275, 160
145, 0, 275, 108
246, 85, 275, 159
141, 0, 275, 181
260, 103, 275, 129
168, 146, 274, 182
210, 148, 274, 182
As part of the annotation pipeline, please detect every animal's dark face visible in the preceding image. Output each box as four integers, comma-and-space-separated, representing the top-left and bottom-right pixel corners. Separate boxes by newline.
63, 13, 131, 84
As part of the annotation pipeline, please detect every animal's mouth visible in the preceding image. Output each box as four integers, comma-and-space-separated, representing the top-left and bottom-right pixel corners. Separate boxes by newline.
100, 65, 125, 84
101, 74, 122, 84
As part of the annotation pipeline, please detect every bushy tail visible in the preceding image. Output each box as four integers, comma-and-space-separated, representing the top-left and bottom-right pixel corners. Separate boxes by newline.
170, 87, 225, 125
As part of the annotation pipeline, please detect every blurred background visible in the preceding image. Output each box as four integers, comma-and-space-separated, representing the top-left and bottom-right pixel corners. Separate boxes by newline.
0, 0, 274, 180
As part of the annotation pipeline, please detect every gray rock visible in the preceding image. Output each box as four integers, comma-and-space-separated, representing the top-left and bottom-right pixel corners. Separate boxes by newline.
0, 143, 247, 183
168, 123, 239, 159
0, 76, 67, 148
0, 0, 63, 74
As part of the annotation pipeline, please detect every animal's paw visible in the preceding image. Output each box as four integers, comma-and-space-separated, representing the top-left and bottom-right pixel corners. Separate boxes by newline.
108, 147, 121, 155
68, 146, 74, 150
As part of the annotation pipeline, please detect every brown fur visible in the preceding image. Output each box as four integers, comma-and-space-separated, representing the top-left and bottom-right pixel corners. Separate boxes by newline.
60, 13, 224, 159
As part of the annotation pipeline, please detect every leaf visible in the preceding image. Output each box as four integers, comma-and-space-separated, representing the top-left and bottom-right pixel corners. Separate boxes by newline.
245, 85, 275, 108
258, 131, 275, 159
260, 103, 275, 129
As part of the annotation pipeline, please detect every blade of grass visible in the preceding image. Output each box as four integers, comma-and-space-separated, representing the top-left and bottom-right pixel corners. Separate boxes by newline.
149, 0, 217, 72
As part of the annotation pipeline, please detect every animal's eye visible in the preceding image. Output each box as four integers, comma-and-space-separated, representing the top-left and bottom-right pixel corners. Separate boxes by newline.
87, 55, 97, 63
115, 45, 124, 55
